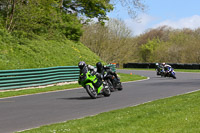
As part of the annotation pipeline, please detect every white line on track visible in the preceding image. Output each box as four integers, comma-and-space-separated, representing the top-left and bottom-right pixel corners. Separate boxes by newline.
0, 77, 150, 100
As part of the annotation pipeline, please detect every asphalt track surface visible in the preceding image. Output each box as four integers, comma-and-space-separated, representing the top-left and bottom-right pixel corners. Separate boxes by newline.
0, 70, 200, 133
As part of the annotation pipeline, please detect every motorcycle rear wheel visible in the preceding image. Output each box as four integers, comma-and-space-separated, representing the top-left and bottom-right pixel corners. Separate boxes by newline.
117, 82, 123, 91
113, 78, 123, 91
107, 79, 115, 92
103, 87, 111, 97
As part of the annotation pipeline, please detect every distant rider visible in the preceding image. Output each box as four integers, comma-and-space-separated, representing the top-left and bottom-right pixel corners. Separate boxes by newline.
162, 62, 172, 75
96, 62, 120, 82
155, 63, 163, 75
155, 63, 163, 69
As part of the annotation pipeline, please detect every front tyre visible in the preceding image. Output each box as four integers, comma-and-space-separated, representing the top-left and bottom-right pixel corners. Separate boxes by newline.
85, 85, 97, 99
103, 82, 111, 97
172, 73, 176, 79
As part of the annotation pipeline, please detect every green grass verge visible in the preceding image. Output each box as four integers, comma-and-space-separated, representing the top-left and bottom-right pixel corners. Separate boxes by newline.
0, 73, 147, 98
0, 31, 103, 70
118, 72, 147, 82
17, 87, 200, 133
123, 68, 200, 72
0, 83, 80, 99
173, 69, 200, 73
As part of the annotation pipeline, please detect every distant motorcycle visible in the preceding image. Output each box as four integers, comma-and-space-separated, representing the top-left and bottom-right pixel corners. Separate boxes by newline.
164, 67, 176, 79
78, 67, 111, 99
155, 63, 164, 76
156, 66, 165, 76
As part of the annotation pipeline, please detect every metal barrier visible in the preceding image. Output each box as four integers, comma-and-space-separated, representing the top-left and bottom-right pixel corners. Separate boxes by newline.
109, 64, 116, 72
0, 66, 80, 90
0, 64, 116, 90
123, 63, 200, 69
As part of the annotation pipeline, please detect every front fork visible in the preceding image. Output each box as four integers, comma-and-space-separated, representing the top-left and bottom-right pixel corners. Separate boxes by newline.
85, 83, 103, 94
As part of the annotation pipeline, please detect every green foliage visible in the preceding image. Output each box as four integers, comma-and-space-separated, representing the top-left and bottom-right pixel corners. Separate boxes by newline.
57, 14, 83, 41
62, 0, 113, 23
0, 83, 81, 98
13, 0, 56, 33
0, 28, 103, 70
0, 0, 114, 41
12, 0, 82, 41
151, 30, 200, 63
140, 38, 161, 62
0, 0, 115, 70
81, 22, 200, 64
81, 19, 133, 64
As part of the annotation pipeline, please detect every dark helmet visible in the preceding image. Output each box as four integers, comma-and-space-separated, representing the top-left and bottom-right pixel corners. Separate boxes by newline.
78, 61, 86, 69
96, 62, 103, 70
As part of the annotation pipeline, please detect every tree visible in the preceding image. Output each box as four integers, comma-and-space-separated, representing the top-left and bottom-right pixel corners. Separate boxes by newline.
0, 0, 115, 41
81, 18, 133, 63
60, 0, 146, 23
140, 38, 161, 62
0, 0, 83, 41
111, 0, 147, 19
60, 0, 114, 24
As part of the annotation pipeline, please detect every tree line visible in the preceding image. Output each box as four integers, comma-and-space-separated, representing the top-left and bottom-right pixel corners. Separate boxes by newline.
0, 0, 145, 41
6, 0, 193, 66
1, 0, 198, 65
81, 20, 200, 65
0, 0, 115, 41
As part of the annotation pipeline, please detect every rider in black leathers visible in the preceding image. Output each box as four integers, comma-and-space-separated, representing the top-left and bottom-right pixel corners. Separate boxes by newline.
96, 62, 120, 83
155, 63, 164, 75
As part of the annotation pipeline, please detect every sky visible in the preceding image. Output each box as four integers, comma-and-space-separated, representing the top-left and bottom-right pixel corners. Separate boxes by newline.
107, 0, 200, 36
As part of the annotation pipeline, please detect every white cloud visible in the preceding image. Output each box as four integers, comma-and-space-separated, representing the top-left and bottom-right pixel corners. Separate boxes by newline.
124, 14, 155, 36
124, 14, 200, 36
153, 15, 200, 29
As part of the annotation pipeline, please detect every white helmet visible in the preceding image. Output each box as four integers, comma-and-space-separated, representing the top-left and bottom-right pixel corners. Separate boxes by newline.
162, 62, 166, 66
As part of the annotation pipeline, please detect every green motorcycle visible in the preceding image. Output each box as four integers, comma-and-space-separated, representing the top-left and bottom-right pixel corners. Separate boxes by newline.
78, 67, 111, 99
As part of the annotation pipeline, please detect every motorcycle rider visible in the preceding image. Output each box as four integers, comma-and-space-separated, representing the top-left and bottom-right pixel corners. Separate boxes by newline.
155, 63, 164, 75
162, 62, 172, 75
96, 62, 120, 83
78, 61, 95, 74
78, 61, 111, 94
78, 61, 97, 83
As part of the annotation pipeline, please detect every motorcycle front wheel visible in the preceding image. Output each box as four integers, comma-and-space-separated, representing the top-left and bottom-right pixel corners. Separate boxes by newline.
85, 85, 97, 99
171, 73, 176, 79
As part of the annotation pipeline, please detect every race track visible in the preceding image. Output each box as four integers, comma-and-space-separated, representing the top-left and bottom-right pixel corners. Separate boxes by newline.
0, 70, 200, 133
